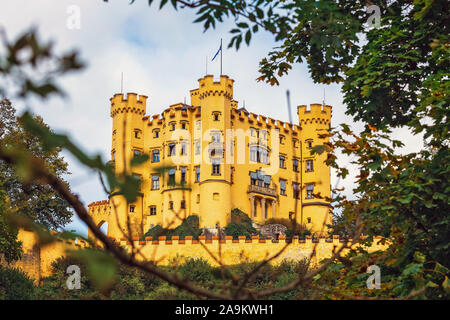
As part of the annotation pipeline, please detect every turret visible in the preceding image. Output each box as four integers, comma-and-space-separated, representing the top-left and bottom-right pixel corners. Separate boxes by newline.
190, 75, 234, 229
109, 92, 148, 238
297, 104, 332, 235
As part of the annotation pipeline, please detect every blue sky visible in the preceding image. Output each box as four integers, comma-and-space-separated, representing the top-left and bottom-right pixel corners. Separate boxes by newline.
0, 0, 423, 237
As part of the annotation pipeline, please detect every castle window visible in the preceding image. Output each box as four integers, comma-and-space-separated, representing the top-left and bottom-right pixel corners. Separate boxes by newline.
196, 194, 200, 203
149, 206, 157, 216
196, 120, 201, 129
250, 127, 256, 137
289, 212, 294, 220
133, 149, 141, 157
212, 160, 221, 175
195, 141, 201, 155
134, 129, 141, 139
181, 167, 186, 184
306, 139, 313, 149
280, 155, 286, 169
293, 159, 299, 172
152, 149, 160, 163
306, 184, 314, 199
180, 200, 186, 209
306, 160, 314, 172
230, 167, 234, 183
129, 205, 135, 213
280, 180, 286, 196
250, 146, 269, 164
113, 129, 116, 135
307, 217, 312, 224
152, 175, 159, 190
168, 201, 174, 210
181, 141, 187, 155
212, 132, 221, 143
112, 151, 115, 161
168, 143, 176, 157
250, 147, 257, 162
170, 122, 176, 131
280, 135, 285, 144
293, 139, 298, 148
259, 130, 267, 140
153, 130, 159, 138
250, 170, 271, 188
212, 112, 221, 121
168, 168, 175, 186
181, 122, 187, 130
213, 193, 219, 200
260, 149, 269, 164
195, 166, 200, 182
293, 182, 300, 199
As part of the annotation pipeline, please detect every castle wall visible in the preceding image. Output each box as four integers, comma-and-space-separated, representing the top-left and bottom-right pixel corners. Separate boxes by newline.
9, 230, 387, 281
2, 229, 88, 283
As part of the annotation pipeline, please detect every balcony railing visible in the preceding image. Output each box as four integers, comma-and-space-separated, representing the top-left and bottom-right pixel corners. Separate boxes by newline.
248, 184, 277, 197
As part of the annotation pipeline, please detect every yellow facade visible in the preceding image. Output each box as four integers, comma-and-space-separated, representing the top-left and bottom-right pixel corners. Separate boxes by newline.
88, 75, 333, 240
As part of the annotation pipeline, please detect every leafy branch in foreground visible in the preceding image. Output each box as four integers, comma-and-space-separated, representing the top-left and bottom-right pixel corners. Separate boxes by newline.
311, 123, 450, 298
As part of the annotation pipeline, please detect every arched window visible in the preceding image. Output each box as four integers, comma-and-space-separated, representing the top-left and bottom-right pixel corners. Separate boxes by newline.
212, 111, 221, 121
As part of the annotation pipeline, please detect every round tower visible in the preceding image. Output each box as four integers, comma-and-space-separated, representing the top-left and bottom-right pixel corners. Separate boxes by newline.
195, 75, 234, 229
297, 104, 332, 235
109, 92, 148, 239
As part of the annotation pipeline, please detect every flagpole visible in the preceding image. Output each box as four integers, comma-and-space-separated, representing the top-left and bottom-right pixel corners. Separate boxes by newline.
220, 38, 223, 76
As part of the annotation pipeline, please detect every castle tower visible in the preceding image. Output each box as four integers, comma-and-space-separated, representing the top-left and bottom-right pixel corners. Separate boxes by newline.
191, 75, 234, 229
108, 93, 148, 238
297, 104, 332, 234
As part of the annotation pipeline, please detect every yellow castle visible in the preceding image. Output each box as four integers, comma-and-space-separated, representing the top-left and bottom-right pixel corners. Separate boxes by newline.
88, 75, 332, 240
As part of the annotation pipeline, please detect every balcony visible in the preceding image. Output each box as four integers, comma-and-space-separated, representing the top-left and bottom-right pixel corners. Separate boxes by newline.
248, 184, 277, 198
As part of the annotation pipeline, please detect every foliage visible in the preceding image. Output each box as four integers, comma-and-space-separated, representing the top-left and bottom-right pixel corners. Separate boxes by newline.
0, 265, 36, 300
316, 122, 450, 298
0, 99, 72, 230
225, 208, 258, 239
143, 215, 202, 240
36, 256, 311, 300
0, 190, 22, 263
177, 258, 216, 283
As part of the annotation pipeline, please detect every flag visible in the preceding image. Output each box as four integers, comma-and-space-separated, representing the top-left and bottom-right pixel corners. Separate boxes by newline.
211, 43, 222, 62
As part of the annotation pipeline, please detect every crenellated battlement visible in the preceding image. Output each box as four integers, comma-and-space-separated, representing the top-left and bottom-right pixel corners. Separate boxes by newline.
110, 92, 148, 117
195, 75, 234, 101
231, 108, 301, 133
297, 104, 332, 125
88, 200, 110, 217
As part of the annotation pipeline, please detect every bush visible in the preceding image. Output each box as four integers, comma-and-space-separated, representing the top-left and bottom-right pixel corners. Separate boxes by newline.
0, 265, 36, 300
143, 215, 202, 240
225, 209, 259, 239
177, 258, 215, 283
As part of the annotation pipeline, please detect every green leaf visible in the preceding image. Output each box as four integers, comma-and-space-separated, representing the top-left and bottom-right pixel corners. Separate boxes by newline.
69, 249, 117, 293
245, 30, 251, 45
130, 154, 149, 167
